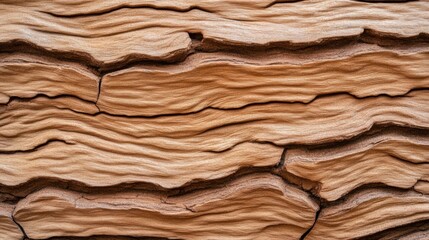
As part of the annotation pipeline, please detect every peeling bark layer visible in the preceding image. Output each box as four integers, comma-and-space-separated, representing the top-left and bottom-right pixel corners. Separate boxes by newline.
0, 0, 428, 239
14, 174, 318, 240
284, 128, 429, 201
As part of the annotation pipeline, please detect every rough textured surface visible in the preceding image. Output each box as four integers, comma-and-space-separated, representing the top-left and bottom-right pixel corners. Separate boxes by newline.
1, 92, 428, 189
284, 128, 429, 201
98, 49, 429, 116
1, 0, 428, 239
1, 0, 429, 68
14, 174, 318, 240
0, 53, 99, 104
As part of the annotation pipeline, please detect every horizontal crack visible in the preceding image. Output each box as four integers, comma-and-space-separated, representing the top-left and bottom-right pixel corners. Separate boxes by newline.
38, 4, 214, 18
0, 29, 428, 75
0, 166, 275, 201
0, 139, 73, 155
2, 93, 97, 107
4, 87, 429, 119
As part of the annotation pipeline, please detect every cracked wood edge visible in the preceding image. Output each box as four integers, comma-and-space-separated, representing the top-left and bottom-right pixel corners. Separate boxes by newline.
306, 188, 429, 240
283, 127, 429, 201
13, 173, 319, 240
1, 91, 429, 189
0, 0, 428, 66
98, 48, 429, 116
0, 203, 23, 240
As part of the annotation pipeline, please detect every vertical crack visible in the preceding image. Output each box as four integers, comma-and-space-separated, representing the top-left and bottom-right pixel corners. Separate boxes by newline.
12, 206, 28, 240
276, 148, 287, 168
94, 73, 103, 112
300, 207, 321, 240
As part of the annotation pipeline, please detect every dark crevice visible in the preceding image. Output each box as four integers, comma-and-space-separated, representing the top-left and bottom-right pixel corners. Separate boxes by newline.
387, 153, 429, 165
0, 139, 73, 155
94, 74, 103, 111
276, 148, 287, 168
0, 192, 19, 204
357, 219, 429, 240
188, 32, 204, 50
1, 30, 428, 75
265, 0, 304, 8
12, 208, 28, 240
39, 4, 214, 18
2, 93, 97, 107
188, 32, 203, 42
0, 40, 101, 73
0, 166, 275, 202
195, 30, 429, 58
5, 87, 429, 120
300, 208, 321, 240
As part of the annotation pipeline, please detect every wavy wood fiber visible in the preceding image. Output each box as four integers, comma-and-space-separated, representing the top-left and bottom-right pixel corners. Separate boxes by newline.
0, 0, 428, 239
98, 49, 429, 116
284, 128, 429, 201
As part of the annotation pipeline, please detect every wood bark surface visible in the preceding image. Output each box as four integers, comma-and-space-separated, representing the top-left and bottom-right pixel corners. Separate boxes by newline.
0, 0, 428, 239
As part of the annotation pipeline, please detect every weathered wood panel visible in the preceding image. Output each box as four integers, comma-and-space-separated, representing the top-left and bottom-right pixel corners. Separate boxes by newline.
0, 0, 428, 239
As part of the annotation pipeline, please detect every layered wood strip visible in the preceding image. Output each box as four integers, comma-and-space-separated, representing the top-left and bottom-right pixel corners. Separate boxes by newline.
307, 189, 429, 240
0, 0, 428, 67
0, 203, 23, 240
284, 128, 429, 201
0, 54, 99, 104
98, 49, 429, 116
1, 91, 428, 189
13, 174, 319, 240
